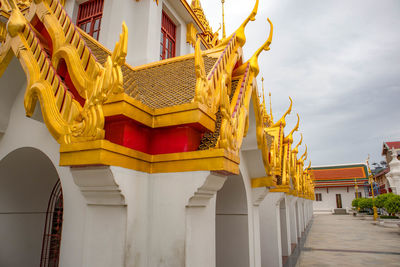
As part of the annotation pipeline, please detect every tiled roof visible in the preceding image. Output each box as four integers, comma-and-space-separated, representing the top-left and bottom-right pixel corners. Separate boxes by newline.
374, 167, 389, 178
382, 141, 400, 155
125, 56, 217, 109
82, 34, 217, 109
311, 164, 369, 188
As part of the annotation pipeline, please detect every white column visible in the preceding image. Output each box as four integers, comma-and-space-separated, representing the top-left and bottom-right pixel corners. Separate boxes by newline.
259, 192, 284, 267
251, 187, 270, 267
71, 166, 127, 267
287, 195, 298, 248
185, 173, 227, 267
280, 196, 292, 257
296, 199, 304, 237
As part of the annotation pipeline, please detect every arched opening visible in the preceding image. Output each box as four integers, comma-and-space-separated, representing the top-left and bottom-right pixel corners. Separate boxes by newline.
216, 173, 250, 267
0, 147, 62, 267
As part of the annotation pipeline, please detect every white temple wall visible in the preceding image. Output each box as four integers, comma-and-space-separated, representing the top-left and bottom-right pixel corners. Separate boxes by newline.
113, 169, 224, 267
259, 192, 284, 267
287, 196, 299, 247
0, 79, 87, 267
308, 200, 314, 222
0, 148, 59, 267
0, 58, 25, 133
279, 197, 291, 257
146, 171, 216, 267
313, 187, 359, 213
299, 199, 306, 233
295, 200, 303, 238
216, 172, 251, 267
99, 0, 193, 67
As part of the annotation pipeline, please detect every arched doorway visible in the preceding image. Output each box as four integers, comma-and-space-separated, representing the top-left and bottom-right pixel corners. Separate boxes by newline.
0, 147, 62, 267
216, 173, 250, 267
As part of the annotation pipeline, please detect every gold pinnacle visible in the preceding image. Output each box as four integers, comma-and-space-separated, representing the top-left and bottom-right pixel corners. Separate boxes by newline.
221, 0, 226, 38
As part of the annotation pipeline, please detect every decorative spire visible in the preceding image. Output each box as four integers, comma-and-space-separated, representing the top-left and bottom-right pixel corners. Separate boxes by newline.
271, 96, 292, 128
232, 18, 273, 76
262, 77, 266, 110
190, 0, 213, 34
215, 0, 259, 48
221, 0, 226, 38
301, 145, 308, 161
285, 114, 300, 140
306, 161, 311, 170
269, 92, 273, 123
294, 133, 303, 152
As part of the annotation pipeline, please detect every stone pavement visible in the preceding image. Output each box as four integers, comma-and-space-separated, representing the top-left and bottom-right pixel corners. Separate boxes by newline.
296, 214, 400, 267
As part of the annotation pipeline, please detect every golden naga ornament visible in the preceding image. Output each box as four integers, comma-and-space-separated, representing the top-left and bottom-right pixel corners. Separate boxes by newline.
2, 0, 128, 144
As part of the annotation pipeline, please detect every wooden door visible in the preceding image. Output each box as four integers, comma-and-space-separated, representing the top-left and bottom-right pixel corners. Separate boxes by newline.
336, 194, 342, 208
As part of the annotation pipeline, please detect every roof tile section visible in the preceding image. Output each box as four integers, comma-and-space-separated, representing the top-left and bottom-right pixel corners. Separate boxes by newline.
382, 141, 400, 155
82, 34, 217, 109
385, 141, 400, 149
125, 57, 217, 109
311, 164, 368, 188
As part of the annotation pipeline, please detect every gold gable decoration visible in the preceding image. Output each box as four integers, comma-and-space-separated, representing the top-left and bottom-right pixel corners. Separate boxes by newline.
1, 0, 128, 144
190, 0, 220, 47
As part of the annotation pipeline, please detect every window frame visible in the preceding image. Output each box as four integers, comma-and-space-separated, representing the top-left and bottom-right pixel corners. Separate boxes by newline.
160, 10, 176, 60
77, 0, 104, 40
315, 193, 322, 201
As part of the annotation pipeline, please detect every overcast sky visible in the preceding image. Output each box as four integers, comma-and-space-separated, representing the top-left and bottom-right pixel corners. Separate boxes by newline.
194, 0, 400, 167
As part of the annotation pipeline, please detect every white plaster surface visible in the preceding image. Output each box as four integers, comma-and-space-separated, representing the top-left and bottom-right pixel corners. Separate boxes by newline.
313, 187, 360, 213
0, 74, 86, 267
259, 192, 284, 267
216, 173, 250, 267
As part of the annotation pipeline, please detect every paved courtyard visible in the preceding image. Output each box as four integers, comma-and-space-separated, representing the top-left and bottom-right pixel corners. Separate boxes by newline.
296, 214, 400, 267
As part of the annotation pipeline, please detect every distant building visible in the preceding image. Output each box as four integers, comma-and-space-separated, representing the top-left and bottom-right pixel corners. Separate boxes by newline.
382, 141, 400, 163
311, 164, 369, 213
374, 168, 391, 195
382, 141, 400, 194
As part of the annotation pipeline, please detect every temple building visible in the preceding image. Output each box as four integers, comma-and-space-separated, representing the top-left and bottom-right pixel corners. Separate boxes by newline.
0, 0, 314, 266
380, 141, 400, 194
311, 164, 369, 213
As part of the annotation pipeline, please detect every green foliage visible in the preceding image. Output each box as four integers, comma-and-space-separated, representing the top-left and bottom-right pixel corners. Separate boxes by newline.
358, 198, 374, 210
384, 194, 400, 215
375, 193, 393, 208
352, 198, 360, 208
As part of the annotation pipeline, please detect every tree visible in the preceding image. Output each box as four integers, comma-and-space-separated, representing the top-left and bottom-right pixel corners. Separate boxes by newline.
384, 194, 400, 215
358, 198, 374, 211
375, 193, 392, 209
352, 198, 360, 208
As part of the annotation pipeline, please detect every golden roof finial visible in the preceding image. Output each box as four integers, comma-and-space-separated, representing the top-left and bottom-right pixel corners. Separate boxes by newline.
306, 161, 312, 170
215, 0, 259, 48
269, 92, 273, 123
191, 0, 200, 8
190, 0, 213, 35
300, 145, 308, 161
287, 113, 300, 136
284, 113, 299, 143
294, 133, 303, 152
261, 77, 266, 108
271, 96, 292, 128
232, 18, 273, 77
221, 0, 226, 39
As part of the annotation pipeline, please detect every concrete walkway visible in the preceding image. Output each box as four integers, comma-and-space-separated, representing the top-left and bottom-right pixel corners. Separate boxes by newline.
296, 214, 400, 267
